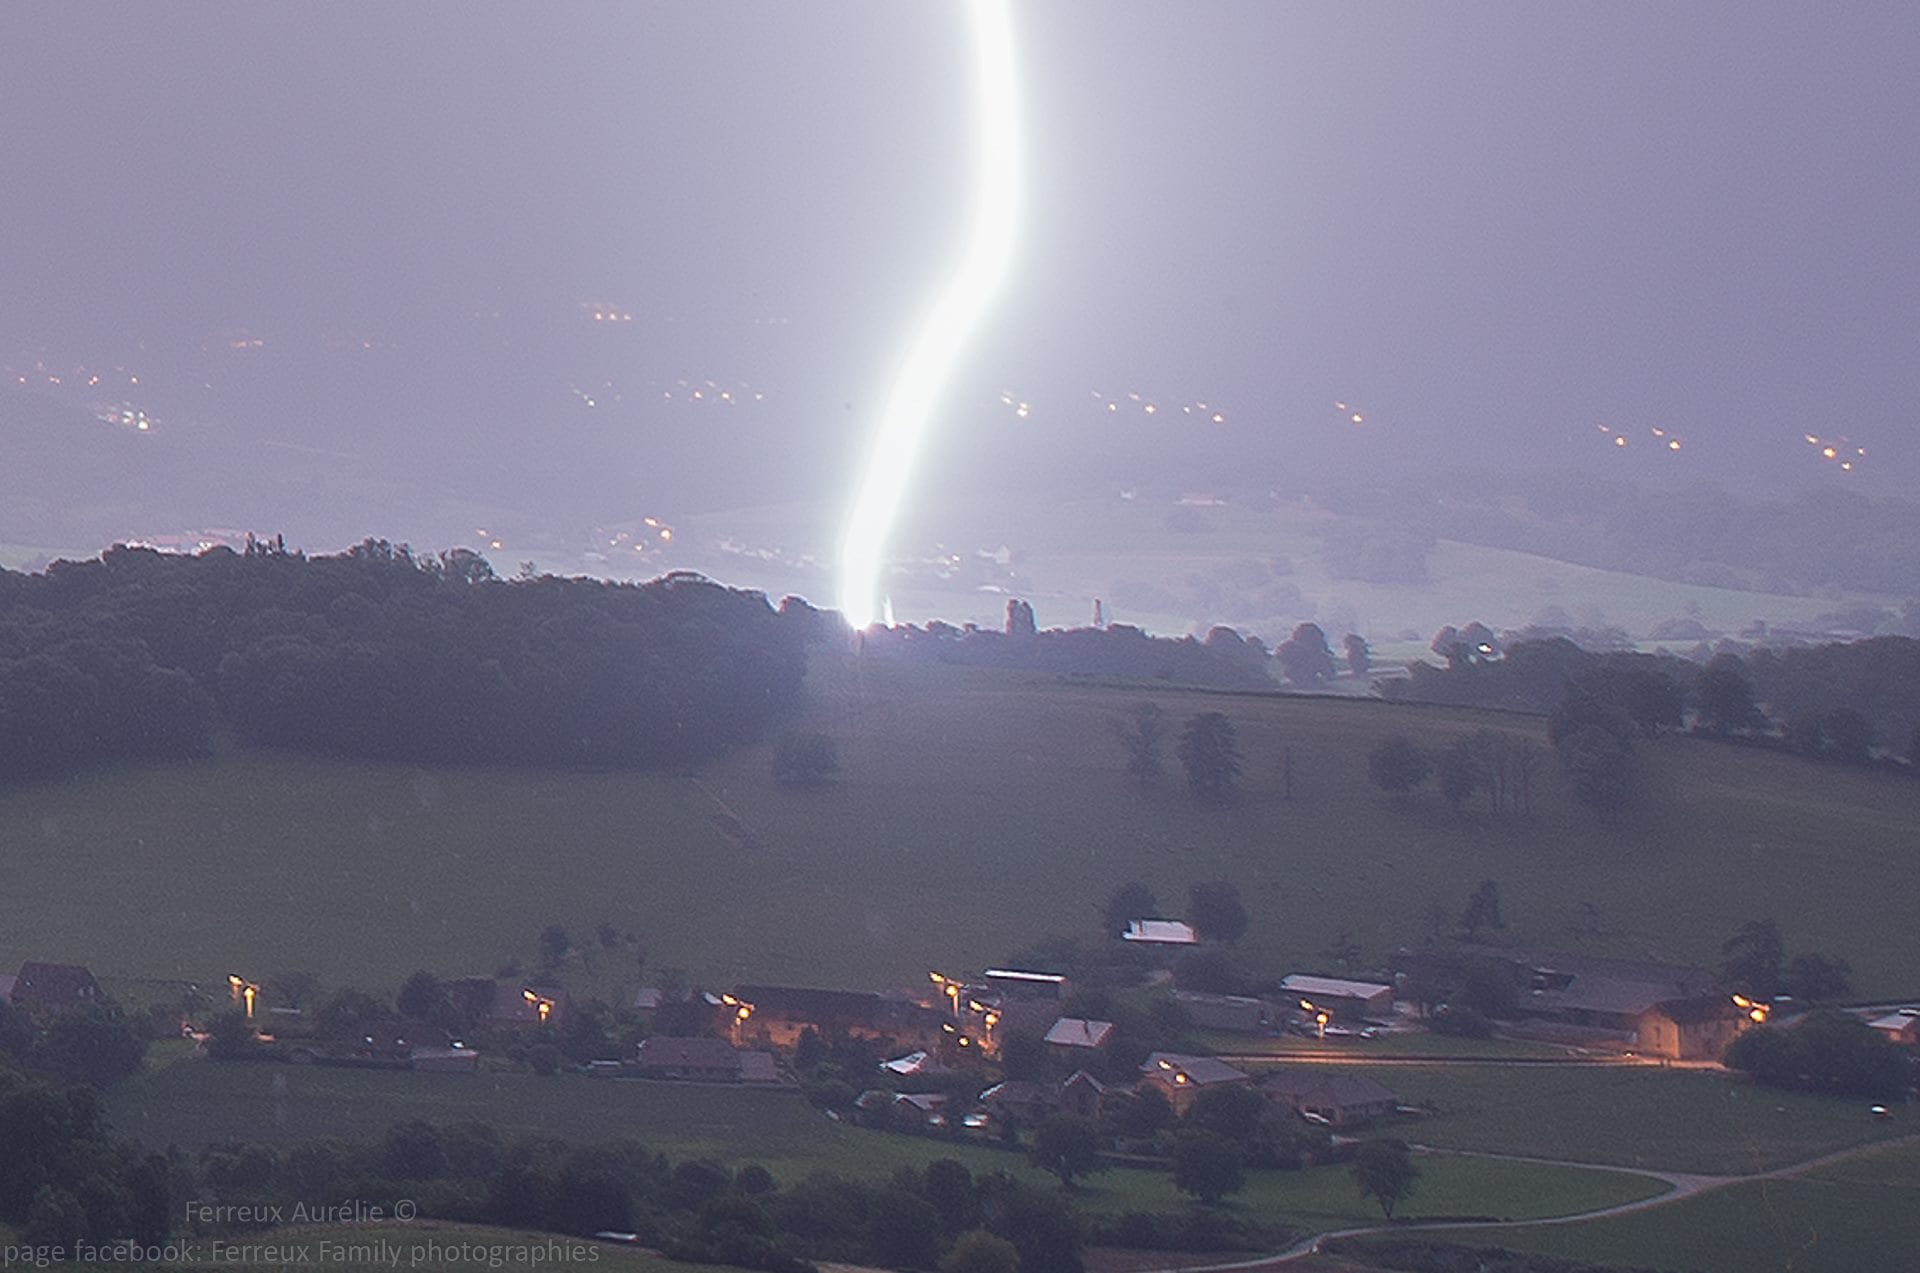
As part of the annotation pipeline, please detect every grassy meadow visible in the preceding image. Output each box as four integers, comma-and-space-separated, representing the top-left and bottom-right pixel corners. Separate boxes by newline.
1366, 1138, 1920, 1273
2, 654, 1918, 1002
104, 1048, 1662, 1230
1352, 1065, 1910, 1174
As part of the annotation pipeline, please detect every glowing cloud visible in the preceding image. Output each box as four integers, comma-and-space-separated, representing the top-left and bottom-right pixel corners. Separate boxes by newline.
838, 0, 1021, 629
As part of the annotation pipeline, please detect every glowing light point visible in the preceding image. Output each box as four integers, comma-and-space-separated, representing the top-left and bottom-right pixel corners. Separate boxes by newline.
838, 0, 1020, 630
1614, 436, 1627, 447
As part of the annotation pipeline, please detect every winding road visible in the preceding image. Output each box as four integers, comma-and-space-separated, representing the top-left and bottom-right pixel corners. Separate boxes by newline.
1136, 1133, 1920, 1270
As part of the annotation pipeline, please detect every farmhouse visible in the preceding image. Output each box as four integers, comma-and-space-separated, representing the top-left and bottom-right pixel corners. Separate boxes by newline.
978, 1079, 1060, 1125
8, 962, 102, 1014
1393, 943, 1736, 1057
1260, 1068, 1401, 1127
1043, 1017, 1116, 1053
1866, 1009, 1920, 1047
1280, 974, 1393, 1021
1138, 1052, 1250, 1115
1058, 1069, 1116, 1120
731, 984, 938, 1049
1122, 919, 1197, 946
1636, 997, 1745, 1061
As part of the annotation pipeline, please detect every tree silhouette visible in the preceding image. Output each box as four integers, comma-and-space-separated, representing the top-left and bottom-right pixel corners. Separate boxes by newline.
1351, 1140, 1419, 1219
1368, 735, 1430, 793
1177, 712, 1242, 802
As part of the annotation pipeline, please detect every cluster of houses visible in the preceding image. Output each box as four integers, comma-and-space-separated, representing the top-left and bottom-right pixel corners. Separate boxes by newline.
10, 937, 1915, 1091
1392, 944, 1759, 1060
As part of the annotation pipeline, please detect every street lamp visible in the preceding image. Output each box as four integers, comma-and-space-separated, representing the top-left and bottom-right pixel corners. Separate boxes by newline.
721, 994, 755, 1044
228, 975, 259, 1020
522, 989, 555, 1023
1731, 994, 1771, 1025
1299, 998, 1330, 1039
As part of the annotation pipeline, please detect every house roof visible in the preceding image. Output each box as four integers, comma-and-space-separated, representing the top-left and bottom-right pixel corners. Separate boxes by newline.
1868, 1011, 1920, 1032
896, 1092, 948, 1111
1141, 1052, 1249, 1087
635, 1037, 742, 1070
881, 1050, 948, 1076
737, 1051, 781, 1083
980, 1080, 1060, 1108
1123, 919, 1198, 945
1261, 1068, 1400, 1109
1061, 1069, 1111, 1095
1531, 978, 1689, 1018
1044, 1017, 1116, 1049
10, 962, 101, 1008
983, 969, 1067, 986
1281, 974, 1392, 1001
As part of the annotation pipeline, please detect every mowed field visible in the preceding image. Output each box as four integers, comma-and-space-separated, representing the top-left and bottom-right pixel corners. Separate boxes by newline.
1, 655, 1918, 997
106, 1049, 1662, 1228
1398, 1138, 1920, 1273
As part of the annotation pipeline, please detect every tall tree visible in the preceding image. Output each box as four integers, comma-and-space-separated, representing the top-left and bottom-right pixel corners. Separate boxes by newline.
1694, 653, 1763, 734
1720, 919, 1786, 999
1115, 702, 1169, 786
1351, 1140, 1420, 1219
1177, 712, 1242, 802
1028, 1115, 1104, 1188
1343, 633, 1372, 678
1459, 880, 1505, 937
1171, 1130, 1246, 1205
1368, 735, 1430, 793
1276, 623, 1337, 687
1187, 881, 1249, 944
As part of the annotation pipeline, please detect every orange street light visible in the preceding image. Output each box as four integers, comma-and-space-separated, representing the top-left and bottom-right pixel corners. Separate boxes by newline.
229, 975, 259, 1019
522, 989, 555, 1023
1731, 994, 1771, 1025
1300, 998, 1329, 1039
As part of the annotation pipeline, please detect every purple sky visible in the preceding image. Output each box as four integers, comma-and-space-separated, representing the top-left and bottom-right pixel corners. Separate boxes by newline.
3, 1, 1917, 521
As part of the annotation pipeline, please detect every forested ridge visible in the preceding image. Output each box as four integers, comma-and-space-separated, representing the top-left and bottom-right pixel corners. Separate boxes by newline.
0, 539, 805, 777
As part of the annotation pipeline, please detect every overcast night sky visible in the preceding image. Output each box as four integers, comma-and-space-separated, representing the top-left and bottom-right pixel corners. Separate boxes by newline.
3, 2, 1918, 620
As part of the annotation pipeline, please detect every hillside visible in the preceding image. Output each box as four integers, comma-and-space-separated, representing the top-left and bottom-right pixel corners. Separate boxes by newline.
1, 653, 1916, 997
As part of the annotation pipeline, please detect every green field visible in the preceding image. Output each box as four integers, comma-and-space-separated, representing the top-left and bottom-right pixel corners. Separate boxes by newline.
1358, 1138, 1920, 1273
3, 653, 1917, 1003
1359, 1065, 1909, 1174
104, 1050, 1660, 1231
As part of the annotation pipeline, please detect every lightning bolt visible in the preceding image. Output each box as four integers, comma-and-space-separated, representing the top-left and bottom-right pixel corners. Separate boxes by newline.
838, 0, 1021, 630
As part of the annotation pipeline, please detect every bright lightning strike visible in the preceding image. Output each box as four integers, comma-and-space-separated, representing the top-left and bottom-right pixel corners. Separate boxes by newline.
838, 0, 1020, 630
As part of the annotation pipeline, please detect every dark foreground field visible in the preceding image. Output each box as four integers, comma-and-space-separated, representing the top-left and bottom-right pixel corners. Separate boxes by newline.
2, 654, 1917, 996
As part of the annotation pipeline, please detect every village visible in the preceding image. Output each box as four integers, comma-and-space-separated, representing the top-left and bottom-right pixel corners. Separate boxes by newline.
8, 904, 1914, 1175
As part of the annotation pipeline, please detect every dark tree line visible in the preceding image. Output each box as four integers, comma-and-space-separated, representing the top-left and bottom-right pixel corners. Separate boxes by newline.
847, 611, 1274, 692
0, 540, 806, 778
1388, 633, 1920, 770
